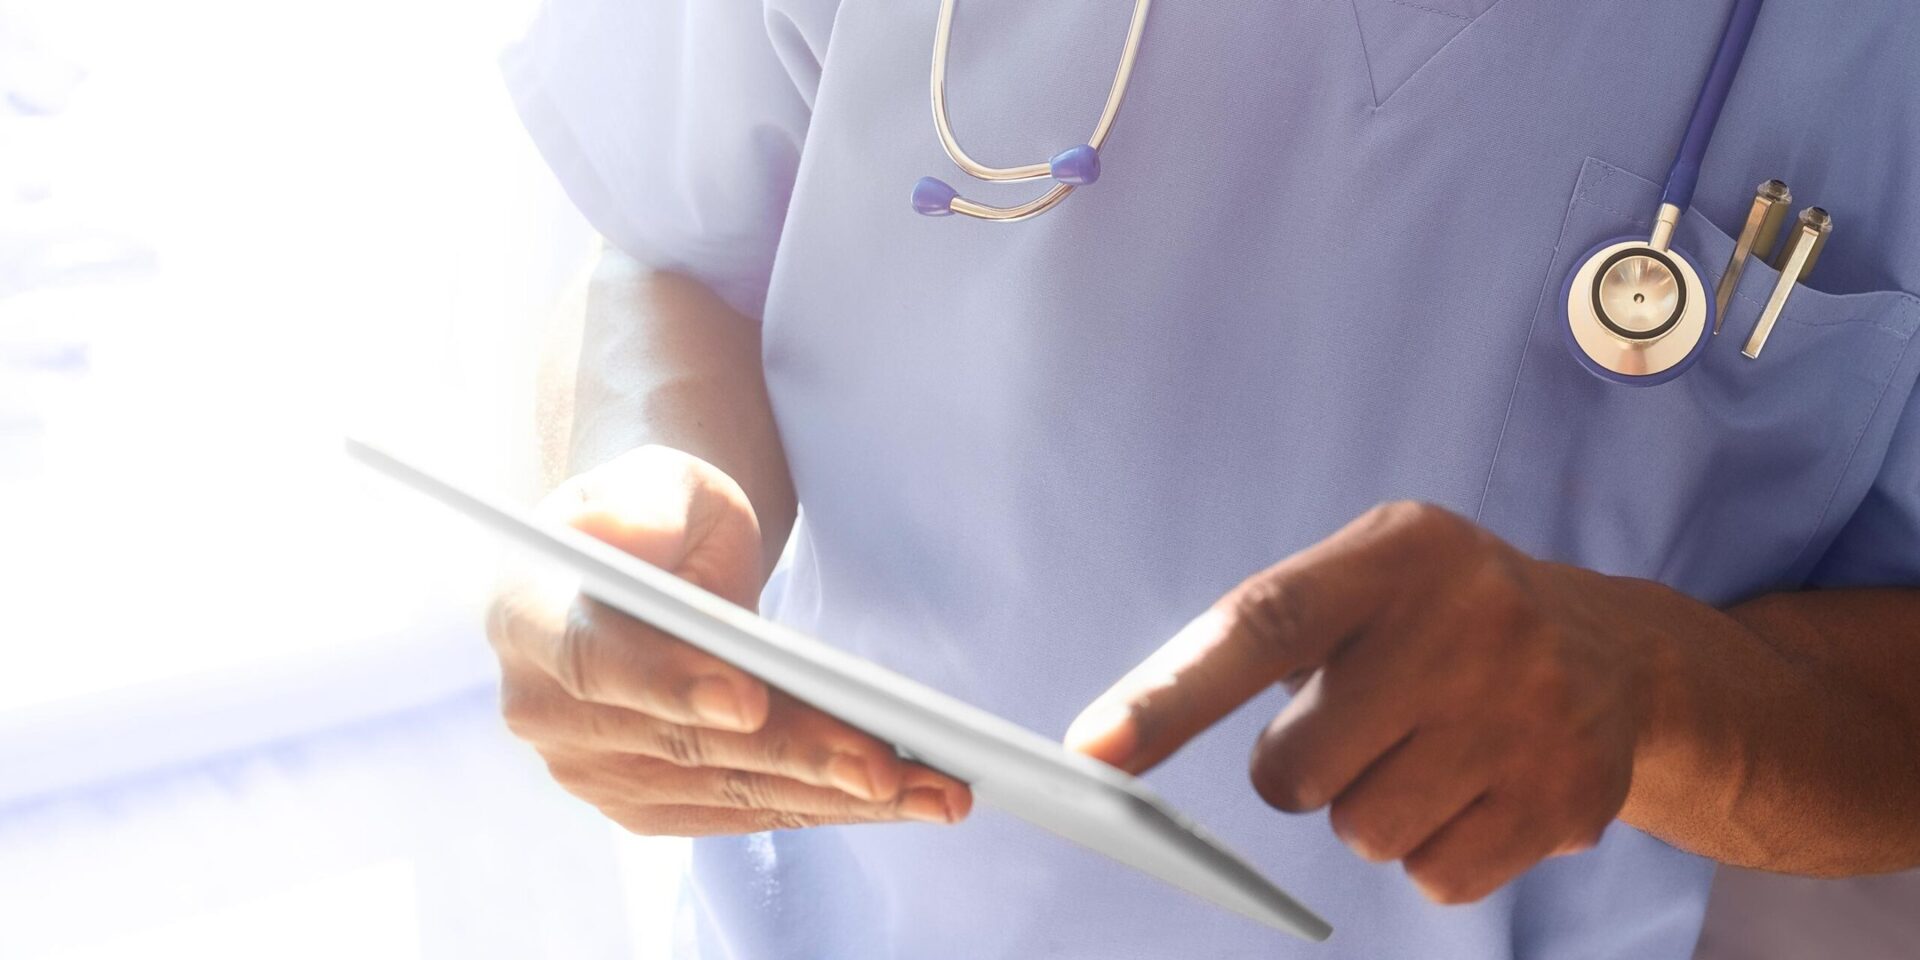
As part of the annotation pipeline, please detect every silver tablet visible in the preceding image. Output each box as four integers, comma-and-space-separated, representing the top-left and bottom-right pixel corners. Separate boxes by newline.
347, 438, 1331, 941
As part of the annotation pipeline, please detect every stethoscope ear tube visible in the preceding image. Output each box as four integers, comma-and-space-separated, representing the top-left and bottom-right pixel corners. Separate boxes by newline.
914, 0, 1154, 220
1658, 0, 1765, 212
1563, 0, 1763, 385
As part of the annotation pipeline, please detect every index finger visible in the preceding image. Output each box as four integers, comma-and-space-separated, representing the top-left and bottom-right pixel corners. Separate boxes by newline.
1065, 502, 1449, 773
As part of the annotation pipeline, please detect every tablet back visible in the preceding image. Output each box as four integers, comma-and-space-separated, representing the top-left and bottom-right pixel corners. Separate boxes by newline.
347, 438, 1330, 941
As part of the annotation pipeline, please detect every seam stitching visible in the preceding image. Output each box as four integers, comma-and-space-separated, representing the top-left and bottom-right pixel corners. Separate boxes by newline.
1570, 190, 1920, 331
1473, 156, 1593, 523
1384, 0, 1475, 21
1348, 0, 1382, 109
1779, 296, 1920, 584
1370, 0, 1509, 108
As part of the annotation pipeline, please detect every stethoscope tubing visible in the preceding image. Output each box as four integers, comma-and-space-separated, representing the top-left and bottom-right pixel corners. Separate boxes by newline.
918, 0, 1774, 382
1559, 0, 1766, 385
1660, 0, 1764, 211
919, 0, 1154, 220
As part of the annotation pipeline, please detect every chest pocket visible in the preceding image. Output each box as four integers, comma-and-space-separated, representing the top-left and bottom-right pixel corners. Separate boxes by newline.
1477, 157, 1920, 605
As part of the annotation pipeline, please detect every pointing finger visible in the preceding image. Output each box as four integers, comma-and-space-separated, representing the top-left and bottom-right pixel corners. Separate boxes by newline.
1066, 502, 1455, 773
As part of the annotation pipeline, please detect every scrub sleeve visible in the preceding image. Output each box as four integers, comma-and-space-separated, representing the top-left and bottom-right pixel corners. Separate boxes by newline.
501, 0, 832, 321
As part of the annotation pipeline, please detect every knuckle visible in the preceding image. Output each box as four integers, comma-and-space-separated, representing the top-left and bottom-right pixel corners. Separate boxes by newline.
486, 583, 567, 662
1328, 798, 1390, 860
1360, 499, 1411, 529
1411, 501, 1469, 539
1462, 553, 1525, 608
1232, 574, 1312, 658
483, 592, 518, 653
578, 705, 615, 748
764, 811, 815, 832
1328, 802, 1398, 863
652, 724, 708, 767
756, 725, 798, 771
718, 769, 772, 810
1408, 864, 1483, 906
552, 610, 601, 703
1370, 500, 1445, 534
1379, 501, 1484, 559
1250, 757, 1322, 813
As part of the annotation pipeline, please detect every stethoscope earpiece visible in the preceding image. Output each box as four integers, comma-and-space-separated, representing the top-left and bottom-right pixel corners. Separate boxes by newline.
910, 143, 1102, 218
914, 0, 1151, 222
1049, 145, 1101, 186
912, 177, 960, 217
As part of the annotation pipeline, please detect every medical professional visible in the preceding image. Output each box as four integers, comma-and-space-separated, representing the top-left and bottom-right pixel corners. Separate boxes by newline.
490, 0, 1920, 956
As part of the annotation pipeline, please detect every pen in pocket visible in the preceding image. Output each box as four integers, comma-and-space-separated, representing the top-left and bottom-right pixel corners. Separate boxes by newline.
1715, 180, 1792, 333
1743, 207, 1832, 359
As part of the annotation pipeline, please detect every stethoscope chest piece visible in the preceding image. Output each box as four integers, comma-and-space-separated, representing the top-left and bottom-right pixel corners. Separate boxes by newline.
1564, 237, 1713, 386
1554, 0, 1765, 387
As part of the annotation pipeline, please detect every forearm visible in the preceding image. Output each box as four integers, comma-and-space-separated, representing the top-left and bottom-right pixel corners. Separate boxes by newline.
1621, 582, 1920, 875
562, 246, 797, 579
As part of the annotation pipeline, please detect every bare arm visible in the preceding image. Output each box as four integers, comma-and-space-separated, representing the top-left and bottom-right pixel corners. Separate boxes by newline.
562, 247, 797, 578
490, 246, 968, 837
1064, 503, 1920, 904
1626, 586, 1920, 875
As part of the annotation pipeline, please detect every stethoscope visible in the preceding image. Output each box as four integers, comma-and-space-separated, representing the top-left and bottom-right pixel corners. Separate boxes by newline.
910, 0, 1153, 222
911, 0, 1766, 387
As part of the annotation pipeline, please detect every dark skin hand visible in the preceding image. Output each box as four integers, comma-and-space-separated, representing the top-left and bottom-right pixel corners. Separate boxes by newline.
1066, 501, 1920, 904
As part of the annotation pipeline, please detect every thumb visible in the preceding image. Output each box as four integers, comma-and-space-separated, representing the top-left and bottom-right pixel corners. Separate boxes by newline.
542, 446, 763, 608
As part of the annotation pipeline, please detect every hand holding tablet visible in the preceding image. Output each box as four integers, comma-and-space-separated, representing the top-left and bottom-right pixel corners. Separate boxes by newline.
348, 437, 1331, 941
481, 445, 973, 835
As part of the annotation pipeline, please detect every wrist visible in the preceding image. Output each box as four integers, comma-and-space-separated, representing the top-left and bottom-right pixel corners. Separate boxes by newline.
1606, 575, 1748, 826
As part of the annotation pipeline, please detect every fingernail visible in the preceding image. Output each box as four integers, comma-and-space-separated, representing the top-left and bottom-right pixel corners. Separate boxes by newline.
1064, 700, 1138, 766
827, 754, 879, 802
687, 677, 750, 731
900, 788, 954, 825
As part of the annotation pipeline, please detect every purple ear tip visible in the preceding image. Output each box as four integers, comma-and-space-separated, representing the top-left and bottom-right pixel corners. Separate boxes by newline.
1049, 144, 1100, 185
912, 177, 958, 216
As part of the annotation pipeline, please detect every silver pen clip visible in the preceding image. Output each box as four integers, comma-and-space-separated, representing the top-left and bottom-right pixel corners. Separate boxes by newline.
1743, 207, 1832, 359
1715, 180, 1792, 333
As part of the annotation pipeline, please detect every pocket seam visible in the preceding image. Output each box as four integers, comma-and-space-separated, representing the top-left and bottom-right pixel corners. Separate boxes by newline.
1383, 0, 1475, 22
1569, 192, 1916, 336
1573, 158, 1920, 331
1776, 296, 1920, 584
1472, 158, 1602, 524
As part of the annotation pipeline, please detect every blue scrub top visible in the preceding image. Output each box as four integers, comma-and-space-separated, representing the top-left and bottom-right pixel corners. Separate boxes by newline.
505, 1, 1920, 956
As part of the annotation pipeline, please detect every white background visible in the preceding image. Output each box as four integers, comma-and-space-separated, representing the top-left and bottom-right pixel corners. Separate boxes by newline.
0, 0, 688, 955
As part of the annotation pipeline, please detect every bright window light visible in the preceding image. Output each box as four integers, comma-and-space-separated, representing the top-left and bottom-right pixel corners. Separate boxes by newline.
43, 858, 424, 960
0, 0, 592, 716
